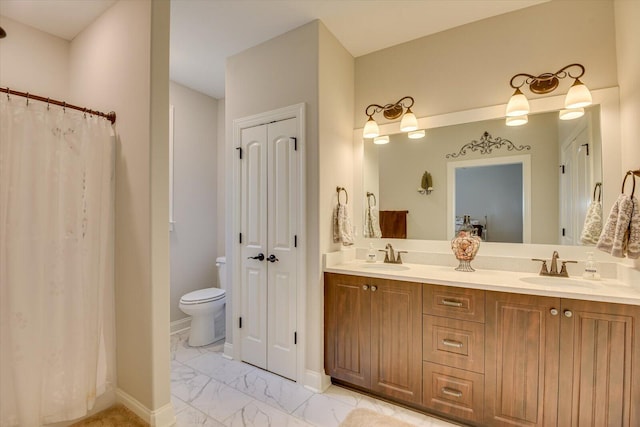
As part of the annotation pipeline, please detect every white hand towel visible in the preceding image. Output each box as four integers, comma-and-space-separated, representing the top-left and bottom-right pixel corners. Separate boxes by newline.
597, 194, 636, 257
627, 197, 640, 259
364, 206, 382, 238
580, 199, 603, 245
333, 203, 354, 246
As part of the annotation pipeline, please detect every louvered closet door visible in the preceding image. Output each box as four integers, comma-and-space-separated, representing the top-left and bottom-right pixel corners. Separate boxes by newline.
266, 118, 298, 380
240, 124, 268, 369
240, 118, 298, 380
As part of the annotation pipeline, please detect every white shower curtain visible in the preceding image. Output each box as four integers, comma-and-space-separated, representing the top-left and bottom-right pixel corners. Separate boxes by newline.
0, 96, 115, 426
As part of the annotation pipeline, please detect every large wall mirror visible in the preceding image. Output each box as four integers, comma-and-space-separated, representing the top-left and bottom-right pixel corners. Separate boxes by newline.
357, 87, 621, 247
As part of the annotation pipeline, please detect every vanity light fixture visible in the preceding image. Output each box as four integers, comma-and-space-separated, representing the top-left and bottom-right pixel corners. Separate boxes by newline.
363, 96, 422, 138
505, 63, 592, 124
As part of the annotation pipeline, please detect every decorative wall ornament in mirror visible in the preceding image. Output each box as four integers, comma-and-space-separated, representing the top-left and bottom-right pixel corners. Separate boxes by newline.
445, 131, 531, 159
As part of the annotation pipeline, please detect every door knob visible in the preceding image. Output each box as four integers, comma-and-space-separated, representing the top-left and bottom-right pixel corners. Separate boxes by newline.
370, 285, 377, 292
564, 310, 573, 318
362, 285, 369, 291
267, 254, 279, 263
248, 253, 265, 261
550, 308, 559, 316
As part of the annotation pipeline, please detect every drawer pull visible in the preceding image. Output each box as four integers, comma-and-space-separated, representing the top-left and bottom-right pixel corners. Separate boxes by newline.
441, 387, 463, 398
442, 339, 464, 348
441, 299, 463, 307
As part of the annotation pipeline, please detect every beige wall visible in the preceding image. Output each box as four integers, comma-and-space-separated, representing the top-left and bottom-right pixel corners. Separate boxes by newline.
614, 0, 640, 270
317, 22, 355, 375
0, 15, 69, 99
169, 81, 219, 324
355, 1, 617, 123
69, 0, 172, 420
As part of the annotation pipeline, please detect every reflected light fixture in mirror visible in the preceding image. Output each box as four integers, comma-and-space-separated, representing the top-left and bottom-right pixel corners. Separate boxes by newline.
363, 96, 423, 138
559, 107, 585, 120
505, 63, 592, 124
506, 116, 528, 126
408, 129, 426, 139
373, 135, 390, 145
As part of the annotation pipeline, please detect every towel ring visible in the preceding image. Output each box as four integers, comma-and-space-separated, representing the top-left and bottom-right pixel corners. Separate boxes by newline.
621, 171, 636, 197
336, 186, 348, 205
366, 192, 377, 208
593, 182, 602, 202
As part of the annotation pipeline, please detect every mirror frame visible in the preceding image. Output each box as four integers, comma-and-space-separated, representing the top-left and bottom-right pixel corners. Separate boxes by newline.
353, 86, 621, 246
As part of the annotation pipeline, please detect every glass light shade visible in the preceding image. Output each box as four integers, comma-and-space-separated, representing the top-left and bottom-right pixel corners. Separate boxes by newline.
506, 115, 528, 126
505, 88, 530, 117
363, 117, 379, 138
565, 79, 592, 109
408, 129, 425, 139
373, 135, 389, 145
400, 108, 418, 132
559, 108, 585, 120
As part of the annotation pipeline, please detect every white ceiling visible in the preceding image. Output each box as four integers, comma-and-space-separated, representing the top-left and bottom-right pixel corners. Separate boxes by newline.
1, 0, 547, 99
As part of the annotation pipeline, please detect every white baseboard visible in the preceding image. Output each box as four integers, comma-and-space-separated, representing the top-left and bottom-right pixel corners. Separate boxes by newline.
223, 342, 233, 360
303, 369, 331, 393
116, 388, 176, 427
170, 317, 191, 334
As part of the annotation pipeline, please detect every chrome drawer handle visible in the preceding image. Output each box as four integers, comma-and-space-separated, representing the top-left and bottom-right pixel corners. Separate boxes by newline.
442, 339, 464, 348
442, 387, 463, 398
441, 299, 463, 307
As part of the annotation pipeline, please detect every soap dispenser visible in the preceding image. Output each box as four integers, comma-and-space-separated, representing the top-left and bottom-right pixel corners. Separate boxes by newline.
366, 243, 377, 263
583, 252, 600, 280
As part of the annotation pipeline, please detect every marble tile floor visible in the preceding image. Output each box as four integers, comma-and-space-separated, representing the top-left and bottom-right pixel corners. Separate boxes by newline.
170, 331, 460, 427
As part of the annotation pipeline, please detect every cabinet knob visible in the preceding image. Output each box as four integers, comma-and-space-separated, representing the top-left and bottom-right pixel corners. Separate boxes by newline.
564, 309, 573, 318
362, 285, 369, 291
550, 308, 559, 316
371, 285, 378, 292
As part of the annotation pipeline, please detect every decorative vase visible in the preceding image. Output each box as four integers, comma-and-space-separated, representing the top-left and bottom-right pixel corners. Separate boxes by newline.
451, 215, 481, 272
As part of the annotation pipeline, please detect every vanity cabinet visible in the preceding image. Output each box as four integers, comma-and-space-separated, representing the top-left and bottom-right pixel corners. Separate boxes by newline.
485, 292, 640, 427
324, 273, 422, 404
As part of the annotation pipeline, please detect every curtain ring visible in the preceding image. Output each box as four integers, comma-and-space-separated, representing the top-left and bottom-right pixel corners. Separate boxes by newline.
6, 88, 9, 100
83, 107, 87, 118
63, 101, 66, 113
25, 92, 29, 106
47, 98, 50, 110
621, 171, 636, 197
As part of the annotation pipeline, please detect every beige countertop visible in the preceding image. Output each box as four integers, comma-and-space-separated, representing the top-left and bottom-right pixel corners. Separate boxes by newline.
324, 259, 640, 306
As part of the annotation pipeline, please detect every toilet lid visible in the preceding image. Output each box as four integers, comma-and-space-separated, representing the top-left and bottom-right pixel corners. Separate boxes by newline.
180, 288, 225, 305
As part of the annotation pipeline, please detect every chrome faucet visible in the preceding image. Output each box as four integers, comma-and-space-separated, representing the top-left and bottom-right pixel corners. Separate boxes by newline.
379, 244, 407, 264
532, 251, 577, 277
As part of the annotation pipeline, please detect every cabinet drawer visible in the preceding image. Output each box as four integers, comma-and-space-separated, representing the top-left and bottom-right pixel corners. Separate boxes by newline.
423, 285, 485, 323
423, 315, 484, 373
423, 362, 484, 425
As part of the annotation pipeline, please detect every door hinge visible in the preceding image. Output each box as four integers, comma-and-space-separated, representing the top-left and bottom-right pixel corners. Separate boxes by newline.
291, 137, 297, 151
239, 233, 242, 244
560, 164, 565, 174
581, 143, 590, 156
294, 235, 297, 248
236, 146, 243, 159
294, 331, 297, 345
562, 228, 566, 237
239, 317, 243, 329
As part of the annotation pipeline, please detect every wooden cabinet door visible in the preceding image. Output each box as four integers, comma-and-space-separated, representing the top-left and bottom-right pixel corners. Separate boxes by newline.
558, 299, 640, 427
324, 273, 371, 388
370, 278, 423, 404
485, 292, 561, 427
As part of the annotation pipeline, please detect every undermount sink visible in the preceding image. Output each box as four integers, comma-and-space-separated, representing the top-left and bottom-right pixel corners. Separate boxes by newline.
362, 263, 410, 271
519, 275, 600, 288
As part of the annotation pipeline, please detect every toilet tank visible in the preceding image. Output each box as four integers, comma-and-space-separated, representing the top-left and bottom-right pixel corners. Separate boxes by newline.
216, 256, 226, 290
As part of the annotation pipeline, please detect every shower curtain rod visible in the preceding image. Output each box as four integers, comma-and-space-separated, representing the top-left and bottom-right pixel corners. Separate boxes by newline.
1, 87, 116, 124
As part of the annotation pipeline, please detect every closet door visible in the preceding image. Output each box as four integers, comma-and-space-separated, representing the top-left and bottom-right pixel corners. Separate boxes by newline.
239, 118, 298, 380
266, 118, 298, 380
240, 124, 268, 369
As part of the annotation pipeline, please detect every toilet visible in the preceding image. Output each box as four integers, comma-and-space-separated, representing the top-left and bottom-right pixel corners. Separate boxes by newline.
179, 256, 227, 346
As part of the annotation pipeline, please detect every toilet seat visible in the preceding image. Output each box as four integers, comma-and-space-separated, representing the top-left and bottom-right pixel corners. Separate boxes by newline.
180, 288, 225, 305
